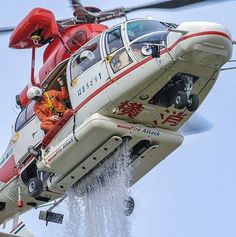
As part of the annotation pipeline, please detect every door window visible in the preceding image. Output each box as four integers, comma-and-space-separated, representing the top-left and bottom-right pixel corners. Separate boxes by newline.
110, 48, 132, 73
105, 27, 124, 54
105, 26, 133, 73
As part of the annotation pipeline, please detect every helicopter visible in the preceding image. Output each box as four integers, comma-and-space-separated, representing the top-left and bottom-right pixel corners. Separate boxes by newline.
0, 0, 235, 236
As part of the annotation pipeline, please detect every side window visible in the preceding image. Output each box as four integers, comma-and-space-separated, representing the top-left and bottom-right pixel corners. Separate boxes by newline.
15, 101, 35, 132
26, 100, 35, 120
15, 109, 26, 132
71, 36, 101, 80
130, 44, 145, 60
67, 31, 87, 49
105, 27, 124, 54
110, 49, 132, 73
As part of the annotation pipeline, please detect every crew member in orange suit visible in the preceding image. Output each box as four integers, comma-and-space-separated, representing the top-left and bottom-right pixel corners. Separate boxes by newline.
27, 77, 72, 133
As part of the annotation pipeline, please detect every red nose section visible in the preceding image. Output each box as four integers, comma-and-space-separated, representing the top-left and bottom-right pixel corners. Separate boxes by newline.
9, 7, 59, 49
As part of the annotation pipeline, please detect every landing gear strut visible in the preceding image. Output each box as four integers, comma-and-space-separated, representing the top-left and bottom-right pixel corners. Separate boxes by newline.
174, 75, 199, 111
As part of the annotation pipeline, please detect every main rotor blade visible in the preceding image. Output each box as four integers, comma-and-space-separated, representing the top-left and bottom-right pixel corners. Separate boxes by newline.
125, 0, 228, 13
69, 0, 98, 20
0, 27, 14, 35
64, 0, 235, 25
70, 0, 83, 10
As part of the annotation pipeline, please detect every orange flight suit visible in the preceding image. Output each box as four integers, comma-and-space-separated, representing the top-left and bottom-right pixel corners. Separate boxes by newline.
34, 86, 71, 133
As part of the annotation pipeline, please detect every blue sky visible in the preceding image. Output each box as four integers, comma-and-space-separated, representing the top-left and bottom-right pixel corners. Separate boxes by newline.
1, 1, 236, 236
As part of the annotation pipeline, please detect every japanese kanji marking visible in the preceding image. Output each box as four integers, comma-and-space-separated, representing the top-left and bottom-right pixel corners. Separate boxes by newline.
161, 109, 187, 126
116, 101, 144, 119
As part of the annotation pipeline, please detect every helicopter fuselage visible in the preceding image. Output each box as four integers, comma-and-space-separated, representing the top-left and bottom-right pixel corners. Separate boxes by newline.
0, 18, 232, 224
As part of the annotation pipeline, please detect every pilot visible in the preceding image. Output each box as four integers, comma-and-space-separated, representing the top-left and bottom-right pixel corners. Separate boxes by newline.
27, 77, 72, 133
132, 46, 144, 60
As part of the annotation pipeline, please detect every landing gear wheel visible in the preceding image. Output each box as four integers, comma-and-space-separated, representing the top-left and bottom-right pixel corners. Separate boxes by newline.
174, 91, 188, 109
124, 196, 135, 216
186, 94, 199, 112
28, 177, 43, 198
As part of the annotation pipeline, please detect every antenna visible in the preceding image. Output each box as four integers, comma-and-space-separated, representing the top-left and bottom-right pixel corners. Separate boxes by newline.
11, 107, 18, 115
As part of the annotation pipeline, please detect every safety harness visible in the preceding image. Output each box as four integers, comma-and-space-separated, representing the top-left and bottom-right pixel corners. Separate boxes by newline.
44, 92, 65, 115
44, 92, 54, 111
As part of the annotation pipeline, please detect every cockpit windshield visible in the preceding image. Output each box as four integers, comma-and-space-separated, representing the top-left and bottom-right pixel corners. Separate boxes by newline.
127, 20, 167, 42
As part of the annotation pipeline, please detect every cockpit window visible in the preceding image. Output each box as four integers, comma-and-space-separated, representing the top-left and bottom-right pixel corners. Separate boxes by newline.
71, 36, 101, 80
130, 31, 169, 60
105, 27, 124, 54
127, 20, 166, 42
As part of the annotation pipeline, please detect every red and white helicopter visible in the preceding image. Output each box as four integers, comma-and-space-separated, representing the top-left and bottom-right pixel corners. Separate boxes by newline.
0, 0, 235, 236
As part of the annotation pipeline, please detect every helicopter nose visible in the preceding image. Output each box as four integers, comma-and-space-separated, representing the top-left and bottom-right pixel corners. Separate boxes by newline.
168, 22, 233, 67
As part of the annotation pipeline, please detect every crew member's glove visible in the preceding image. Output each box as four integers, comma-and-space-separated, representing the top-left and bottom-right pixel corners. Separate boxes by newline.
57, 77, 65, 86
50, 115, 60, 122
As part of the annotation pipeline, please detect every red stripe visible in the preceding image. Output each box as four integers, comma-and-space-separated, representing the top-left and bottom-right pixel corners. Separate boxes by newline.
75, 56, 153, 112
10, 221, 23, 234
167, 30, 232, 52
76, 57, 152, 111
112, 57, 151, 82
75, 31, 231, 112
0, 156, 18, 183
117, 124, 133, 130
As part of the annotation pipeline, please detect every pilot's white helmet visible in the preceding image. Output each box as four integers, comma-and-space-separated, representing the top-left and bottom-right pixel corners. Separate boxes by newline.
80, 50, 96, 62
27, 86, 43, 100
